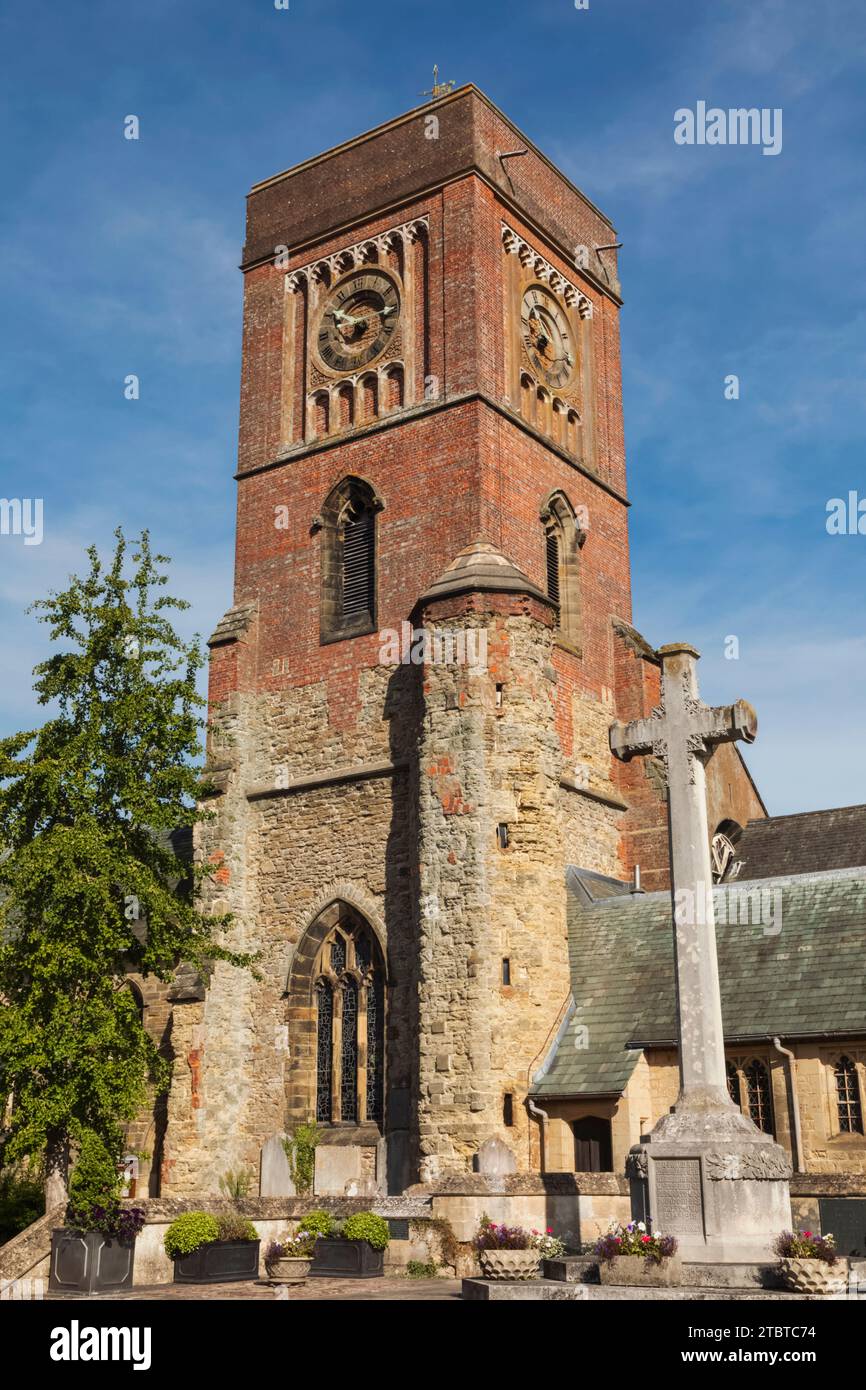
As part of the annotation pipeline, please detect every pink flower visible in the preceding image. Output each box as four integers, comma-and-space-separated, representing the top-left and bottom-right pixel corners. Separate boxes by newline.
641, 1235, 650, 1243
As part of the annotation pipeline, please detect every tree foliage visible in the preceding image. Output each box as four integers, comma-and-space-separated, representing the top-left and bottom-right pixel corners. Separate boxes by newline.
0, 529, 251, 1200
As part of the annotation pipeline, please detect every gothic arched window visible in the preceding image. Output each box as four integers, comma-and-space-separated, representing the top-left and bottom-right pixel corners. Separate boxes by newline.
313, 918, 385, 1128
835, 1056, 864, 1134
319, 477, 381, 643
540, 492, 586, 652
744, 1059, 774, 1134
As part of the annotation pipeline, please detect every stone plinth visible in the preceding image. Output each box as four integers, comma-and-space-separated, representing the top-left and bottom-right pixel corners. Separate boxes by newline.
628, 1105, 793, 1263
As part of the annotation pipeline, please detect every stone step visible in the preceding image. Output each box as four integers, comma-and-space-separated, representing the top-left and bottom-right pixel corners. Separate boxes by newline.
462, 1278, 830, 1302
543, 1256, 785, 1289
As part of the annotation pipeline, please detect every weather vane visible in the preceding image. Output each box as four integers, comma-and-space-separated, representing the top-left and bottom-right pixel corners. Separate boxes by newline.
421, 65, 456, 101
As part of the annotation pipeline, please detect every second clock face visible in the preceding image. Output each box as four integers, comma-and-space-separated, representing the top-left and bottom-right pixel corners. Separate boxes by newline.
521, 285, 575, 389
316, 270, 400, 374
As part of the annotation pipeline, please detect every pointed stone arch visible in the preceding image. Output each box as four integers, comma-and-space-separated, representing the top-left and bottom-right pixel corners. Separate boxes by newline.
285, 888, 388, 1130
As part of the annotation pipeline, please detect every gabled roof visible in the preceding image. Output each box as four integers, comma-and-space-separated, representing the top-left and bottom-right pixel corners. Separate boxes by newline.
531, 867, 866, 1099
724, 805, 866, 882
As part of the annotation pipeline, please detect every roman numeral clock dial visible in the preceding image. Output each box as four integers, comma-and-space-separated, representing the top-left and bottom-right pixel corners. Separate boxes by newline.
520, 285, 576, 389
315, 270, 400, 375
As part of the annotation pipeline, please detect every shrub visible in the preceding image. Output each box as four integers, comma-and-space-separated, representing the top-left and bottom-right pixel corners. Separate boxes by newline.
406, 1259, 439, 1279
0, 1165, 44, 1245
342, 1211, 390, 1250
595, 1221, 678, 1265
298, 1209, 334, 1238
282, 1124, 320, 1196
216, 1212, 258, 1243
775, 1230, 837, 1265
164, 1212, 219, 1259
473, 1214, 532, 1252
66, 1131, 130, 1237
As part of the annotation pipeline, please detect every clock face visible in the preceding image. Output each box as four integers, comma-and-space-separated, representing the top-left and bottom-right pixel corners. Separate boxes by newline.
520, 286, 576, 389
316, 270, 400, 374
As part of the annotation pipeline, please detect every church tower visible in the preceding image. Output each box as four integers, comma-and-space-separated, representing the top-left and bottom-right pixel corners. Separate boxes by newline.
161, 86, 640, 1195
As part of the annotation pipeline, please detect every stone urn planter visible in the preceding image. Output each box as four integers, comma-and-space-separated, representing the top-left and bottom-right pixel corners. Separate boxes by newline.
478, 1249, 541, 1281
599, 1255, 682, 1288
780, 1258, 847, 1296
265, 1254, 312, 1285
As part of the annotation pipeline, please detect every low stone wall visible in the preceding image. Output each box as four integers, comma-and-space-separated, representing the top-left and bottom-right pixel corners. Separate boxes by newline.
410, 1173, 631, 1249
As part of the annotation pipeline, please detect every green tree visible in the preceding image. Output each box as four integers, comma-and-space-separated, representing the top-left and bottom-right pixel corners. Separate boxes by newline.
0, 529, 251, 1211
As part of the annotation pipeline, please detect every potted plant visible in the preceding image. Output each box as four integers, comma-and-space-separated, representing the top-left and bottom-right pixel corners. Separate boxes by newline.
594, 1221, 680, 1287
165, 1210, 261, 1284
775, 1230, 845, 1295
49, 1131, 146, 1294
264, 1230, 318, 1284
473, 1216, 541, 1281
306, 1209, 390, 1278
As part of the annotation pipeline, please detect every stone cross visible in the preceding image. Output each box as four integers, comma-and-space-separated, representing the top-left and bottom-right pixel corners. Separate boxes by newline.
609, 643, 757, 1110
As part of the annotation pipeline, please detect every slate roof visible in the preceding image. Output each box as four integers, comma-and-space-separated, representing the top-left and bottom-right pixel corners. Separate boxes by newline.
531, 867, 866, 1099
723, 805, 866, 882
415, 539, 551, 609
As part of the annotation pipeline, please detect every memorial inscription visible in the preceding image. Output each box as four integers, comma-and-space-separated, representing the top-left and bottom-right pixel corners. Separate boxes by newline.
654, 1159, 704, 1235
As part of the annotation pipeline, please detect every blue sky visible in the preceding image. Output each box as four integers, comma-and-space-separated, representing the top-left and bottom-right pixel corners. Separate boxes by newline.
1, 0, 864, 814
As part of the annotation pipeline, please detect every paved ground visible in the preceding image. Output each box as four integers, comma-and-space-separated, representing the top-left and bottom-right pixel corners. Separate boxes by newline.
46, 1276, 462, 1301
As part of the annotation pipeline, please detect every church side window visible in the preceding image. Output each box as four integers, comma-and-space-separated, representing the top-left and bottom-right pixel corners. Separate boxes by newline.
744, 1059, 774, 1135
313, 920, 385, 1127
835, 1056, 864, 1134
319, 477, 380, 643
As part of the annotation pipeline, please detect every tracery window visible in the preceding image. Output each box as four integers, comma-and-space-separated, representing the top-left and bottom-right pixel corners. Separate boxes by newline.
744, 1058, 774, 1135
835, 1056, 864, 1134
313, 919, 384, 1127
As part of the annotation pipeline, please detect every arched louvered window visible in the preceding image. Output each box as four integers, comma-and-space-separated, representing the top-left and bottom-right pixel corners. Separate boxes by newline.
835, 1056, 864, 1134
541, 492, 586, 650
545, 529, 561, 610
313, 918, 385, 1127
342, 505, 374, 626
744, 1059, 774, 1135
319, 477, 380, 642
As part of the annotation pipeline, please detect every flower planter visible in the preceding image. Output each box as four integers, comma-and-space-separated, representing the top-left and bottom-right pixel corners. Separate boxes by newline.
599, 1255, 682, 1288
478, 1249, 541, 1281
49, 1229, 136, 1294
265, 1255, 312, 1285
308, 1238, 384, 1278
780, 1258, 846, 1296
173, 1239, 260, 1285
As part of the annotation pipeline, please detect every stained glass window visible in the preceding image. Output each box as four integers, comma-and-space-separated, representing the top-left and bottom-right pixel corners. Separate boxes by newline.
331, 933, 346, 974
366, 974, 384, 1127
341, 979, 358, 1123
835, 1056, 864, 1134
315, 981, 333, 1124
745, 1059, 774, 1134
